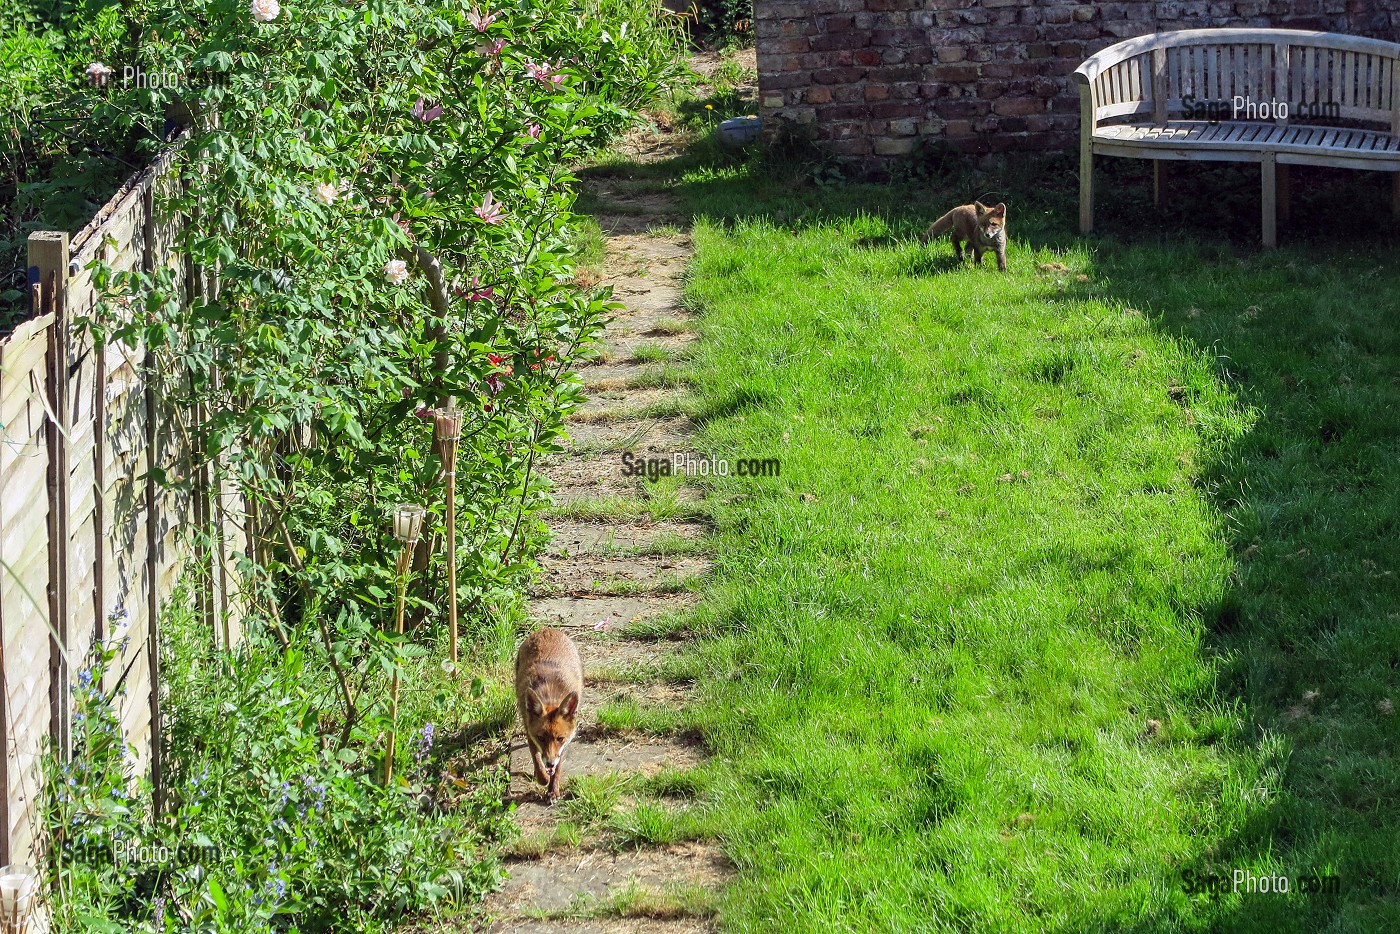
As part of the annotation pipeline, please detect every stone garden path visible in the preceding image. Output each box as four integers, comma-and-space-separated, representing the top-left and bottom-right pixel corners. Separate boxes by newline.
476, 120, 731, 933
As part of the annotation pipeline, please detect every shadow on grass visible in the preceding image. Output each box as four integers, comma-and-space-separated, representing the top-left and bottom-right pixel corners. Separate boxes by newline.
584, 131, 1400, 931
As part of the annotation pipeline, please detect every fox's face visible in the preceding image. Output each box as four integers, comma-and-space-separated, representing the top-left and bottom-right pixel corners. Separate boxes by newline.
524, 690, 579, 774
975, 202, 1007, 243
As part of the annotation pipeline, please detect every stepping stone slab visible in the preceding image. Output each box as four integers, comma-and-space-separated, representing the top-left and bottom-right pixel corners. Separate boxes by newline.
563, 417, 693, 455
535, 555, 711, 596
544, 521, 704, 557
508, 734, 704, 796
488, 842, 731, 916
484, 918, 714, 934
529, 594, 697, 632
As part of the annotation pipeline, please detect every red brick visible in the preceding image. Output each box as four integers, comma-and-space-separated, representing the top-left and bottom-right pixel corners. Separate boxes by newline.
827, 138, 874, 156
934, 64, 979, 82
996, 25, 1039, 41
811, 32, 870, 52
812, 67, 867, 84
870, 101, 923, 118
865, 84, 889, 101
764, 37, 812, 54
993, 97, 1045, 116
760, 70, 815, 90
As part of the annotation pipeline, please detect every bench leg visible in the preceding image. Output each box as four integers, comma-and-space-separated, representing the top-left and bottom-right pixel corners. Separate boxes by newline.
1261, 153, 1277, 249
1392, 172, 1400, 218
1079, 142, 1093, 234
1278, 163, 1291, 224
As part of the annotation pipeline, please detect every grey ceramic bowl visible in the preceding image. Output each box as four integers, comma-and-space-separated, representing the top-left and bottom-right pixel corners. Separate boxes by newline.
717, 115, 762, 149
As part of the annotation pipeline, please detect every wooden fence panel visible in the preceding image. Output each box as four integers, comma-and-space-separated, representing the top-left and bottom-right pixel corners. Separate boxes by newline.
0, 131, 243, 872
0, 313, 56, 868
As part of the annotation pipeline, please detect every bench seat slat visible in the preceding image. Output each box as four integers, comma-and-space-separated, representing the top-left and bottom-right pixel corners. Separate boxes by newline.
1093, 120, 1400, 159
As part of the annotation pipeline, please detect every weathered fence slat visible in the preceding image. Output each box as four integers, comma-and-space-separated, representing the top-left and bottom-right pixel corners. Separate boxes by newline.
1, 132, 242, 874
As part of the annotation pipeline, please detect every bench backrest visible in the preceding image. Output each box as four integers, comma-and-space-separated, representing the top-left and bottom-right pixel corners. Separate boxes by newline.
1073, 29, 1400, 132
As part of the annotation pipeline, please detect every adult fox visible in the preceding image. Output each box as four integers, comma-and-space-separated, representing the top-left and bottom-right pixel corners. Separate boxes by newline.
922, 201, 1009, 272
514, 628, 584, 801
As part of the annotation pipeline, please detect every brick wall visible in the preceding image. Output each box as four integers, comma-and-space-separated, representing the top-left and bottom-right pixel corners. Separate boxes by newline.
755, 0, 1400, 161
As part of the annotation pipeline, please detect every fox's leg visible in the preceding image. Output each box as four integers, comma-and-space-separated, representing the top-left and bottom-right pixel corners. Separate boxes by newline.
951, 234, 964, 261
527, 740, 548, 785
996, 244, 1007, 273
972, 246, 984, 265
546, 761, 564, 800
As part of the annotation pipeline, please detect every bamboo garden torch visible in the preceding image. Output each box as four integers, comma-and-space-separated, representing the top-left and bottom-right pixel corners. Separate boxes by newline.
385, 502, 426, 785
435, 405, 464, 666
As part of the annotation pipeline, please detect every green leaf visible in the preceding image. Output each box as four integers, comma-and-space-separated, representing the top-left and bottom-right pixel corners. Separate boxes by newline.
207, 877, 228, 912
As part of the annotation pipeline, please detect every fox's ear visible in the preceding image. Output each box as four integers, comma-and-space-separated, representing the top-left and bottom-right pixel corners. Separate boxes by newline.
974, 201, 988, 211
992, 203, 1006, 217
526, 690, 546, 717
559, 692, 579, 719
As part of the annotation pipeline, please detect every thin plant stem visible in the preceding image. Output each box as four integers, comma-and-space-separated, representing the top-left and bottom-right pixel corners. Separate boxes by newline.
385, 543, 412, 785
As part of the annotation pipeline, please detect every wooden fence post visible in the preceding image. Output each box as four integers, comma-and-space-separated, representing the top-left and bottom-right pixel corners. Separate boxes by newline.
30, 232, 72, 766
141, 182, 165, 813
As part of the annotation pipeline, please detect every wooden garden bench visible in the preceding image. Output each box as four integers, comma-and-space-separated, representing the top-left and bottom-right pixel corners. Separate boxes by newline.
1073, 28, 1400, 246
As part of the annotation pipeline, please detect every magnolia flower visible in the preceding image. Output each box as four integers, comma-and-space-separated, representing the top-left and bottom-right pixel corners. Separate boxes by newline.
467, 7, 499, 31
469, 275, 495, 301
383, 259, 409, 284
476, 37, 507, 57
85, 62, 113, 87
314, 182, 337, 205
525, 123, 542, 140
525, 61, 565, 87
474, 191, 505, 224
411, 98, 444, 122
251, 0, 280, 22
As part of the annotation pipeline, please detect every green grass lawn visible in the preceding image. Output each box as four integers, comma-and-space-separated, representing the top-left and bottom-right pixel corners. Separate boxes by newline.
625, 144, 1400, 932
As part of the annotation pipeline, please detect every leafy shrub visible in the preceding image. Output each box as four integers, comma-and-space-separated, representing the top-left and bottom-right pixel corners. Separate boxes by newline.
39, 0, 684, 929
0, 0, 146, 328
670, 0, 752, 45
48, 606, 509, 932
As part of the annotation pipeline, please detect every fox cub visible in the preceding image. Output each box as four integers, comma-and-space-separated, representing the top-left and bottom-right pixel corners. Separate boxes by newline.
515, 628, 584, 800
922, 202, 1008, 272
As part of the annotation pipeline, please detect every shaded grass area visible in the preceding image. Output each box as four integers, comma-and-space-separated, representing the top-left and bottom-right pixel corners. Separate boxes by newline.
636, 143, 1400, 932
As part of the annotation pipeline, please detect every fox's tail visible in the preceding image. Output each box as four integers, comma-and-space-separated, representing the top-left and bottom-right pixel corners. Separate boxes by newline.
921, 209, 958, 244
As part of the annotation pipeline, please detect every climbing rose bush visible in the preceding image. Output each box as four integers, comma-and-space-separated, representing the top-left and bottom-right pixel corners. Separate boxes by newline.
65, 0, 684, 928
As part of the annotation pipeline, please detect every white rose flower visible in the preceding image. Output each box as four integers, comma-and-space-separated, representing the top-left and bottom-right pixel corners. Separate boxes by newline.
85, 62, 113, 87
251, 0, 280, 22
383, 260, 410, 285
314, 182, 338, 205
